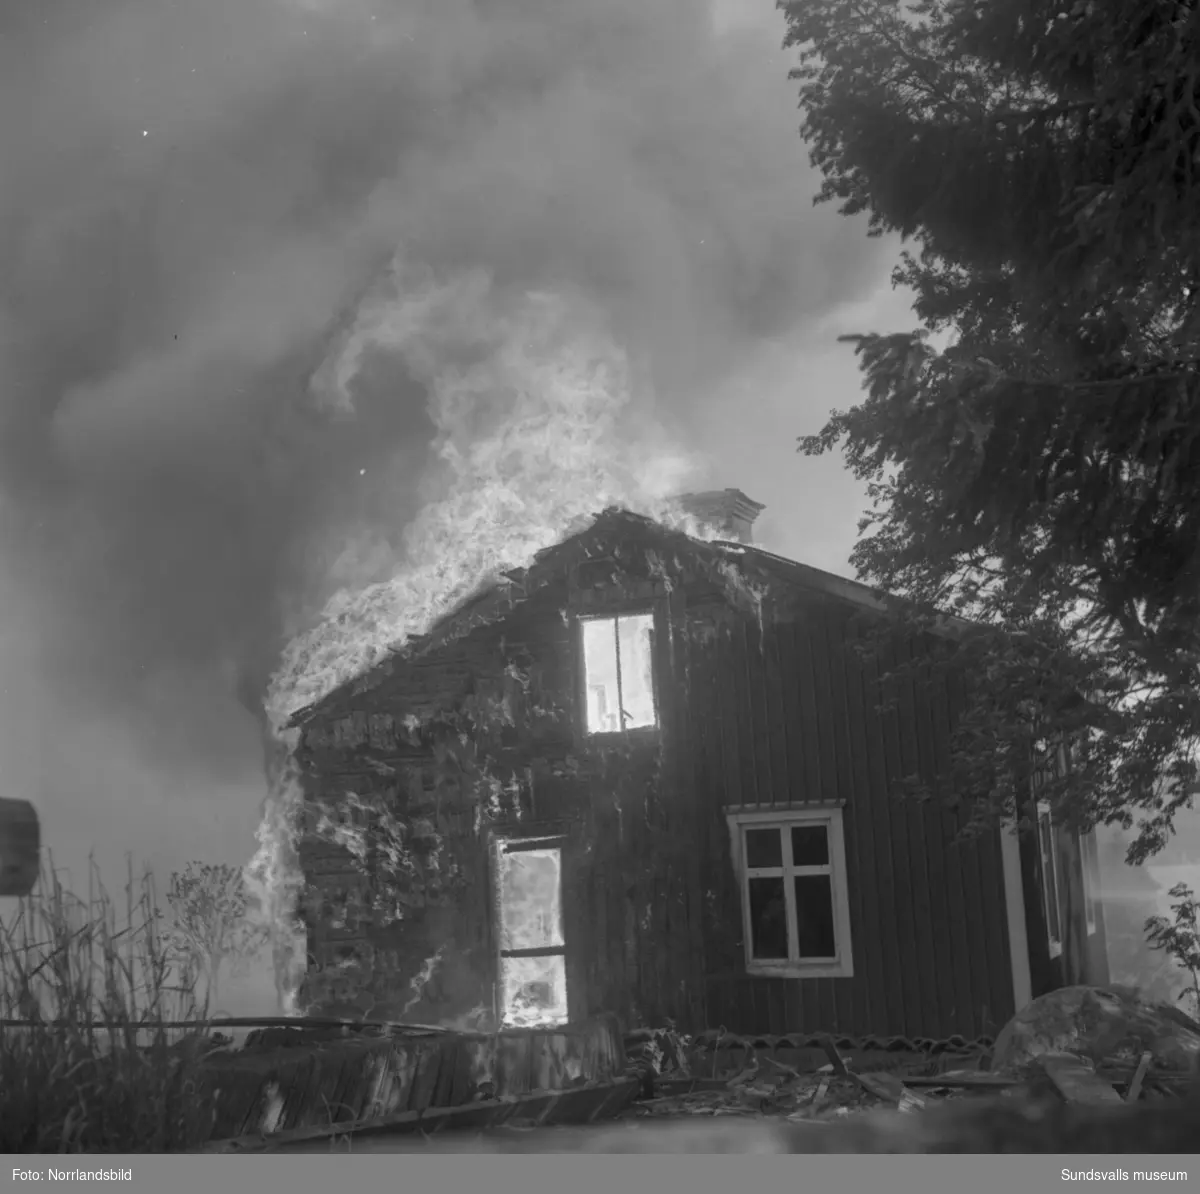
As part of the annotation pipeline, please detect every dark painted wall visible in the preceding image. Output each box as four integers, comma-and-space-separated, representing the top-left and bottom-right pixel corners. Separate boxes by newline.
682, 601, 1015, 1040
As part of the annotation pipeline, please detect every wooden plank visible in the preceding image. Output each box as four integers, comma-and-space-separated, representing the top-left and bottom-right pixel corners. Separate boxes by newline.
744, 618, 776, 805
900, 1074, 1020, 1089
911, 648, 963, 1034
840, 617, 891, 1038
694, 642, 737, 986
764, 625, 793, 806
867, 634, 923, 1038
821, 610, 868, 1034
0, 797, 40, 897
207, 1079, 641, 1152
792, 619, 825, 801
931, 669, 978, 1038
1125, 1051, 1152, 1103
714, 627, 745, 809
730, 620, 761, 806
807, 614, 841, 806
1040, 1056, 1124, 1105
975, 817, 1016, 1032
852, 1069, 927, 1111
894, 636, 942, 1037
673, 602, 708, 1029
818, 1033, 849, 1076
783, 970, 804, 1034
775, 621, 805, 805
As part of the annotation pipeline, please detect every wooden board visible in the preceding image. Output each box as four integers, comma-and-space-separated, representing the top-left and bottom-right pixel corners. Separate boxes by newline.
206, 1078, 640, 1152
0, 798, 39, 897
1039, 1056, 1124, 1105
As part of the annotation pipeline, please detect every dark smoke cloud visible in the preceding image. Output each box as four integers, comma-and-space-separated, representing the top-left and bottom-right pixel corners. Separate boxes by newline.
0, 0, 892, 959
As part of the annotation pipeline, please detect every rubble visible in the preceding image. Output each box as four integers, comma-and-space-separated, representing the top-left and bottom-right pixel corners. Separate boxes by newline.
621, 1027, 1001, 1125
252, 1005, 1200, 1151
619, 994, 1198, 1132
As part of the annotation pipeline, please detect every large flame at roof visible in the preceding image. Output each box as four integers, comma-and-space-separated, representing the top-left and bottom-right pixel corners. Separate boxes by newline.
247, 257, 706, 1007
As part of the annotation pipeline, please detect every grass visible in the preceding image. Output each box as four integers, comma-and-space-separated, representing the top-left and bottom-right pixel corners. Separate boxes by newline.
0, 858, 221, 1152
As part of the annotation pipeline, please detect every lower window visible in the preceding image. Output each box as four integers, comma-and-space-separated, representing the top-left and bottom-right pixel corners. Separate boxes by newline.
726, 805, 854, 978
493, 835, 569, 1028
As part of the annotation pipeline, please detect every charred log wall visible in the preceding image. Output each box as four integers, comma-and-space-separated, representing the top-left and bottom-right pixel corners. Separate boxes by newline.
294, 583, 579, 1027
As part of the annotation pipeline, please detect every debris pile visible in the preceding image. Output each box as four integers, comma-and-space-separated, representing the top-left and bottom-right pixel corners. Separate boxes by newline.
624, 989, 1199, 1128
990, 985, 1200, 1100
623, 1027, 1006, 1123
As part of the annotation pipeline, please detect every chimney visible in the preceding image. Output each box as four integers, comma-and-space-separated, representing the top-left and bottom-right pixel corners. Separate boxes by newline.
676, 488, 766, 544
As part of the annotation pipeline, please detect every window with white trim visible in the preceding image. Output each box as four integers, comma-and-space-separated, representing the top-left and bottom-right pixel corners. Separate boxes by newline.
1036, 801, 1063, 957
726, 805, 854, 978
579, 612, 657, 734
1079, 829, 1100, 936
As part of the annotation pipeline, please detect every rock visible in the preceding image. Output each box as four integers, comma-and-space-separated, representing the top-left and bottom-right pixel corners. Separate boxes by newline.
991, 986, 1200, 1076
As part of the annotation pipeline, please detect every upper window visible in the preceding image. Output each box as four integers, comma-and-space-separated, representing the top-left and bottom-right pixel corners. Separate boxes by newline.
580, 612, 657, 734
1036, 801, 1063, 957
726, 805, 854, 979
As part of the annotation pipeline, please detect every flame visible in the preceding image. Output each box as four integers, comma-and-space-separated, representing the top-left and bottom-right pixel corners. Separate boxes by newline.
251, 255, 716, 1011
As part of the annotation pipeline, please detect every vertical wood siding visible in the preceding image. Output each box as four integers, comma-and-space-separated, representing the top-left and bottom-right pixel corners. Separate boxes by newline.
687, 600, 1015, 1040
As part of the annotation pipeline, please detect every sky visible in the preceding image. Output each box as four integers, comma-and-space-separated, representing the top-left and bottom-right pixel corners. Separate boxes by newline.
0, 0, 922, 1010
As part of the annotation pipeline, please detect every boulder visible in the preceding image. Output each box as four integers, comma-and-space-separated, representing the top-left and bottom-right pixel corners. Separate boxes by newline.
991, 985, 1200, 1076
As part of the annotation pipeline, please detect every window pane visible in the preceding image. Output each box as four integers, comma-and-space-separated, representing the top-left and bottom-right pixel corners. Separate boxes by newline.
616, 613, 656, 728
748, 876, 788, 959
581, 618, 620, 733
500, 954, 568, 1028
498, 847, 564, 951
745, 828, 782, 869
791, 825, 829, 867
794, 875, 836, 958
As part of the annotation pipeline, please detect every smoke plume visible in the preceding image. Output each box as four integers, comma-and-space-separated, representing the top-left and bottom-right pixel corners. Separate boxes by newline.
0, 0, 891, 1001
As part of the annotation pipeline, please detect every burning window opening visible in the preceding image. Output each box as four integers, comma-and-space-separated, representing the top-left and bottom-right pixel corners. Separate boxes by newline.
495, 838, 568, 1028
728, 807, 853, 978
1037, 802, 1064, 957
580, 612, 656, 734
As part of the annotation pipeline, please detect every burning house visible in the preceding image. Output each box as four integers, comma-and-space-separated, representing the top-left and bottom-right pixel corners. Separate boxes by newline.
286, 490, 1107, 1040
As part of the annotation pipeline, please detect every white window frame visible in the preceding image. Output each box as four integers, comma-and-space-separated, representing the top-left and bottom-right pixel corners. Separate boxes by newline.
577, 610, 659, 736
1036, 801, 1063, 958
725, 804, 854, 979
1079, 829, 1100, 936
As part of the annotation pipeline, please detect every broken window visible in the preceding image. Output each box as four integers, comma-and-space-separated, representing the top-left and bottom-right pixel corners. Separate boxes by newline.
580, 612, 656, 734
494, 836, 568, 1028
1036, 802, 1063, 957
725, 806, 854, 978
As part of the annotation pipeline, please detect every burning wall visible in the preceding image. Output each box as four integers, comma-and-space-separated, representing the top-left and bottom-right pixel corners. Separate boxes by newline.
246, 269, 718, 1011
291, 586, 573, 1026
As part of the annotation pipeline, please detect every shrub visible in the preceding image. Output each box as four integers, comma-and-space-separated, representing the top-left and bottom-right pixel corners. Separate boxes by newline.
1144, 883, 1200, 1019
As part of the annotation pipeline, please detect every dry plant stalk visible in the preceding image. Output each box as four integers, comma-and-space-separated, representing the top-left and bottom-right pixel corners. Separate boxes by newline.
0, 855, 221, 1152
